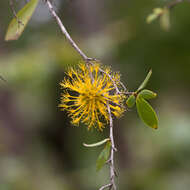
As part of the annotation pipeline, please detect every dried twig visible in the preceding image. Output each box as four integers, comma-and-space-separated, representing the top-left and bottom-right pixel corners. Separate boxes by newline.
98, 103, 117, 190
45, 0, 128, 95
45, 1, 126, 189
106, 103, 117, 190
91, 62, 121, 94
97, 103, 118, 190
46, 0, 88, 61
167, 0, 185, 9
165, 0, 190, 9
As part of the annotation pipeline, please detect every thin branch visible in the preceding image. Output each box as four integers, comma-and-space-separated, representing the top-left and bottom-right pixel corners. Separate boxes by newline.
88, 60, 128, 94
108, 103, 117, 190
99, 104, 117, 190
45, 2, 128, 189
98, 65, 121, 94
45, 0, 128, 94
166, 0, 189, 9
46, 0, 96, 83
46, 0, 88, 61
124, 91, 134, 95
120, 81, 127, 92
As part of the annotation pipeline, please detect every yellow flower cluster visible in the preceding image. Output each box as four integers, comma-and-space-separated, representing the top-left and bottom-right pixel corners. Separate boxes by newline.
59, 63, 125, 130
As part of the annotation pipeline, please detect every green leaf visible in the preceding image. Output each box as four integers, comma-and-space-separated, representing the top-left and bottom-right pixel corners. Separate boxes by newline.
96, 141, 111, 171
126, 94, 136, 108
137, 70, 152, 92
136, 95, 158, 129
146, 8, 163, 24
138, 89, 157, 100
83, 138, 110, 148
153, 8, 164, 15
160, 8, 170, 31
146, 13, 159, 24
5, 0, 39, 41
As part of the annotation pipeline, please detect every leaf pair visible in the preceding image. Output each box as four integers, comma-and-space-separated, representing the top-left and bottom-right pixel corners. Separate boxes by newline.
126, 89, 157, 108
5, 0, 39, 41
126, 70, 158, 129
146, 7, 170, 31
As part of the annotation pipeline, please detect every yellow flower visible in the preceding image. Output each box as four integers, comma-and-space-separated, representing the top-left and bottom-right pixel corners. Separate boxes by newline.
59, 62, 125, 130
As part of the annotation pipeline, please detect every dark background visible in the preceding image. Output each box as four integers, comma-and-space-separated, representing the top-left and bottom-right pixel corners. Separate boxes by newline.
0, 0, 190, 189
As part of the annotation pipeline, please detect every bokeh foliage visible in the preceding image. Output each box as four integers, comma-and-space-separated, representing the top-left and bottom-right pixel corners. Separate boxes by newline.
0, 0, 190, 190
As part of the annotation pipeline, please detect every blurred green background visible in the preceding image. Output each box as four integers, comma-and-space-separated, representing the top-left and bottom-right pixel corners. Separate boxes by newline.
1, 0, 190, 190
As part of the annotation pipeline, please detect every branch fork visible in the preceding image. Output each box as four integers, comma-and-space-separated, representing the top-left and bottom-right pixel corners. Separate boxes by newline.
45, 1, 123, 189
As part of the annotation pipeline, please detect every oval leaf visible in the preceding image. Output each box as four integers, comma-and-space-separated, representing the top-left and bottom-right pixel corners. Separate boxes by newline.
146, 8, 163, 24
137, 70, 152, 92
153, 8, 163, 15
160, 8, 170, 31
146, 13, 159, 24
96, 141, 111, 171
5, 0, 39, 41
126, 94, 136, 108
138, 89, 157, 100
83, 138, 110, 148
136, 95, 158, 129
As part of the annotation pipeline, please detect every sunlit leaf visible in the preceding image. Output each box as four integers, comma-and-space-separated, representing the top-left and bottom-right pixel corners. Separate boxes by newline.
153, 8, 163, 15
138, 89, 157, 100
146, 13, 159, 24
136, 95, 158, 129
96, 141, 111, 171
126, 94, 136, 108
5, 0, 39, 41
160, 8, 170, 31
146, 8, 163, 24
137, 70, 152, 92
83, 138, 110, 148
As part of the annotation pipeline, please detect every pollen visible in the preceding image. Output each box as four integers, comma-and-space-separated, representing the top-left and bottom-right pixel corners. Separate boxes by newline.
59, 62, 125, 130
